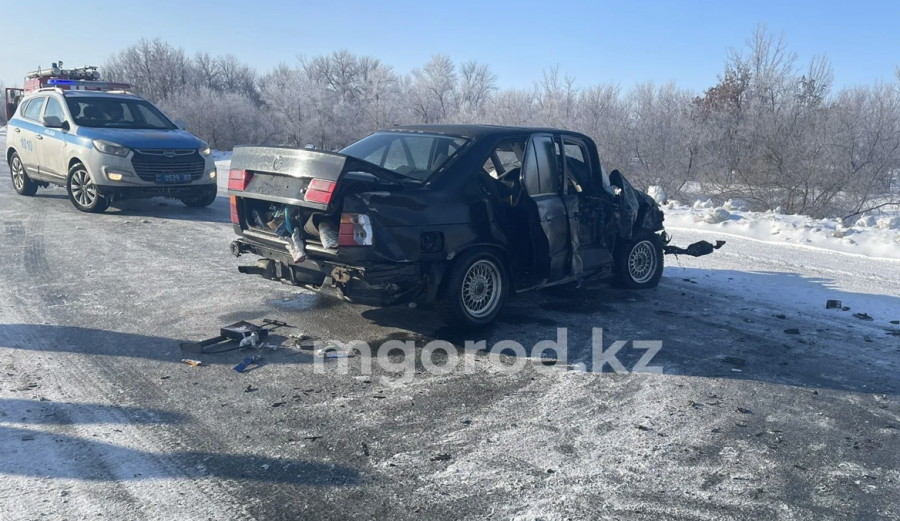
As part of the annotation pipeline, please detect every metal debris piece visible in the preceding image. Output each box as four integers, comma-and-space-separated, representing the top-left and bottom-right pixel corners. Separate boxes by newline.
853, 313, 874, 321
784, 328, 800, 335
181, 359, 202, 366
664, 240, 726, 257
774, 314, 786, 320
826, 300, 842, 310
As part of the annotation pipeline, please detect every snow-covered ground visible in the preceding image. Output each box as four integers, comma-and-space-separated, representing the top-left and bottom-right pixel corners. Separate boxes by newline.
664, 199, 900, 260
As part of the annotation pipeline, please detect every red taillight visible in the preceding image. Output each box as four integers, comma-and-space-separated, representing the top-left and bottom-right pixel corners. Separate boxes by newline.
228, 169, 252, 191
230, 196, 239, 225
338, 213, 373, 247
304, 178, 336, 205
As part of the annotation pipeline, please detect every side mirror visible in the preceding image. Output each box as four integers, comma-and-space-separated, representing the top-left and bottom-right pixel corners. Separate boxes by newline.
43, 115, 64, 129
174, 118, 187, 130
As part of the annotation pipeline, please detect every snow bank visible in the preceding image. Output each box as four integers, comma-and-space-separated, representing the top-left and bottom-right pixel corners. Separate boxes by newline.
664, 201, 900, 260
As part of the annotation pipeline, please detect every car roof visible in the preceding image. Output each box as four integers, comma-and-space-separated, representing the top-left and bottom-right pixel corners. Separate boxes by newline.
21, 90, 142, 102
62, 91, 142, 100
387, 124, 591, 141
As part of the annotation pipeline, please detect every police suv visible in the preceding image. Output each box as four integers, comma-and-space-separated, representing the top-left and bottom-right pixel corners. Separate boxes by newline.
5, 64, 217, 213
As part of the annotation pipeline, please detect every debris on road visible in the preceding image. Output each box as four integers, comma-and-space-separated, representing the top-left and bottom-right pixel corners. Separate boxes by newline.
664, 240, 726, 257
316, 346, 356, 358
774, 314, 787, 319
890, 320, 899, 325
244, 385, 258, 393
853, 313, 874, 321
784, 328, 801, 335
181, 359, 202, 367
723, 356, 746, 367
181, 319, 293, 354
826, 300, 842, 310
239, 331, 261, 348
430, 453, 452, 462
234, 356, 261, 373
737, 407, 753, 414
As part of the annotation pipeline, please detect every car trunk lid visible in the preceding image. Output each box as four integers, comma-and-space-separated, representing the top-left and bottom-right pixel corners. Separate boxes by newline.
228, 145, 407, 213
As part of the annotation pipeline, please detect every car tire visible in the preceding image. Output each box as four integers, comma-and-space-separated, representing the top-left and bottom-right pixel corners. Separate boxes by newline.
67, 163, 108, 213
181, 186, 218, 208
614, 232, 664, 289
9, 152, 39, 196
435, 249, 508, 328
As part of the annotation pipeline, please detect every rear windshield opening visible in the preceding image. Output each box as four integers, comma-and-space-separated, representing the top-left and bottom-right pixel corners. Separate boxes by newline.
341, 132, 468, 182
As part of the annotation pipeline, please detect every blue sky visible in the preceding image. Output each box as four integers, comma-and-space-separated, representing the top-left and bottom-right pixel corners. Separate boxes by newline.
2, 0, 898, 92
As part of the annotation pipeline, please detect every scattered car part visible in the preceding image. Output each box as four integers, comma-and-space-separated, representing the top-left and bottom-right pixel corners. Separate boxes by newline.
826, 300, 843, 310
234, 356, 261, 373
663, 240, 726, 257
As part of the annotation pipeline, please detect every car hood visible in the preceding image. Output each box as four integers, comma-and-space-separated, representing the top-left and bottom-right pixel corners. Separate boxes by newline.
77, 127, 202, 150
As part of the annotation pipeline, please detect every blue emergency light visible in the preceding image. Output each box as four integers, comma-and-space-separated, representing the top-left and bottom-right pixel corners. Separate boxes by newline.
47, 79, 77, 86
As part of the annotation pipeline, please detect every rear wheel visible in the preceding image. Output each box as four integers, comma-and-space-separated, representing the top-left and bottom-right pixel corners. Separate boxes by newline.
9, 152, 38, 196
67, 163, 108, 213
436, 249, 508, 328
614, 232, 663, 289
180, 186, 218, 208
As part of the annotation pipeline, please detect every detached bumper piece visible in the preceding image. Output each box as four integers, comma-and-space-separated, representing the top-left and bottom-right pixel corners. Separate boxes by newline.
663, 240, 726, 257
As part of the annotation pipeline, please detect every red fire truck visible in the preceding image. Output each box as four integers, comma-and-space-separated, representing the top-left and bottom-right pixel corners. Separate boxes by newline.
4, 61, 131, 120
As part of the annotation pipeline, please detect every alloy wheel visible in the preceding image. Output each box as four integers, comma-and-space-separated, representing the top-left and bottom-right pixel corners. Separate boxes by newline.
462, 259, 502, 318
628, 240, 658, 284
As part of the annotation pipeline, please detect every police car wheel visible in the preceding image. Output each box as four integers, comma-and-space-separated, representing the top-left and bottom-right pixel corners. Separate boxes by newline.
180, 187, 218, 208
67, 163, 108, 214
9, 152, 38, 196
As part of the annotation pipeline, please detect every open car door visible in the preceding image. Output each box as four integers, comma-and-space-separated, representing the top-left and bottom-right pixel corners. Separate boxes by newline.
5, 88, 24, 121
519, 134, 571, 283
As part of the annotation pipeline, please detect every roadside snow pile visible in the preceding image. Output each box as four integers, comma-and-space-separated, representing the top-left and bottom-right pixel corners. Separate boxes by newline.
646, 185, 667, 204
664, 200, 900, 259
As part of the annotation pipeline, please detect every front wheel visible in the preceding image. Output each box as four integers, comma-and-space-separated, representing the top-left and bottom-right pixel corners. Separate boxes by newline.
614, 233, 664, 289
436, 250, 508, 328
180, 186, 218, 208
9, 152, 39, 196
67, 163, 108, 213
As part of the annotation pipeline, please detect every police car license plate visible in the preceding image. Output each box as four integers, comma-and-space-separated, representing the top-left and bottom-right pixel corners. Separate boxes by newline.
156, 173, 191, 184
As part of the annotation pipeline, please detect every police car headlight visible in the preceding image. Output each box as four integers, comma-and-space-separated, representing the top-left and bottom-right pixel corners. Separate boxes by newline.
199, 141, 211, 157
92, 140, 131, 157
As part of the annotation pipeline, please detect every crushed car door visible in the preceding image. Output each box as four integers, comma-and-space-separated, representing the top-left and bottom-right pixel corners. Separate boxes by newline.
560, 137, 616, 273
520, 133, 571, 282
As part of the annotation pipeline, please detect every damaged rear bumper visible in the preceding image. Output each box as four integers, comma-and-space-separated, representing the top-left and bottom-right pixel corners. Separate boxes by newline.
231, 238, 425, 306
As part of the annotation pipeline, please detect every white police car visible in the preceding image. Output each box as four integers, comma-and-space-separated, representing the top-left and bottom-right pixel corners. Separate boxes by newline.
5, 89, 218, 213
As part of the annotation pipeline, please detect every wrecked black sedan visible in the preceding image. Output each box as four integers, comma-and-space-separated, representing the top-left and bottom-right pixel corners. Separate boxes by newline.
228, 125, 718, 327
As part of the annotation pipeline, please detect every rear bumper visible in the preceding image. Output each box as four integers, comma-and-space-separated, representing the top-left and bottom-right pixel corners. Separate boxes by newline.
98, 184, 217, 201
231, 238, 426, 306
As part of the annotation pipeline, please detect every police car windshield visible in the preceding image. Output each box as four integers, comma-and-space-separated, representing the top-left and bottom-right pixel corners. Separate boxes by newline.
64, 97, 177, 130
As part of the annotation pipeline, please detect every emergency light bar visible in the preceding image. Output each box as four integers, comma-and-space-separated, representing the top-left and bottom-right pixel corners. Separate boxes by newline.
22, 61, 130, 94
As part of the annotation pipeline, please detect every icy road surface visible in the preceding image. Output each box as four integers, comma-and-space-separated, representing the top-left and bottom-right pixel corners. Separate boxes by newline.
0, 160, 898, 520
